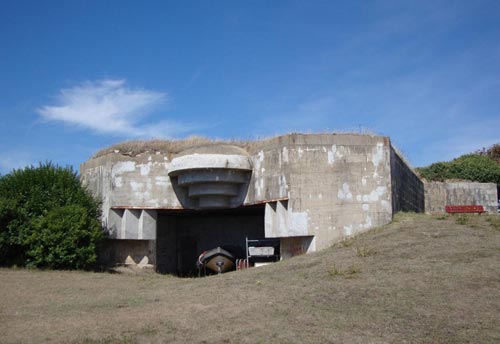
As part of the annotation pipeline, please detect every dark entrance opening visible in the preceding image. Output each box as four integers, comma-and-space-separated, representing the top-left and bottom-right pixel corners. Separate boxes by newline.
156, 204, 266, 276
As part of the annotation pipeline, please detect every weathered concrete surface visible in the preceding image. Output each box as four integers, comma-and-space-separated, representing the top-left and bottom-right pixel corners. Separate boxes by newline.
168, 148, 252, 210
424, 181, 498, 213
81, 133, 432, 268
270, 134, 394, 250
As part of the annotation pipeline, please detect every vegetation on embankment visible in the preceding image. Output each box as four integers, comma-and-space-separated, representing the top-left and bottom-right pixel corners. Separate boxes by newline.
1, 213, 500, 344
416, 143, 500, 189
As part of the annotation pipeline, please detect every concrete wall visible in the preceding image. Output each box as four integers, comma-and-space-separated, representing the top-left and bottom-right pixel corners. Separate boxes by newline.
265, 134, 394, 250
390, 147, 425, 213
424, 181, 498, 213
81, 153, 181, 226
99, 239, 155, 268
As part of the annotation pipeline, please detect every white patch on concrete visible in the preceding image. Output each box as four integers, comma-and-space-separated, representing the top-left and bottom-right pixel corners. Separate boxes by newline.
381, 200, 391, 211
361, 186, 388, 202
322, 147, 327, 152
362, 177, 367, 186
365, 215, 372, 228
338, 182, 353, 200
140, 164, 151, 176
297, 147, 303, 159
344, 225, 353, 236
169, 154, 252, 172
289, 211, 308, 236
114, 177, 123, 187
112, 161, 136, 177
155, 176, 169, 186
278, 175, 288, 196
148, 156, 152, 161
261, 168, 265, 174
130, 181, 143, 192
362, 203, 370, 211
255, 180, 261, 197
282, 147, 289, 163
376, 186, 387, 196
255, 178, 264, 198
308, 237, 316, 252
327, 145, 337, 165
372, 142, 384, 168
356, 195, 362, 202
318, 193, 323, 199
359, 215, 373, 229
258, 150, 264, 162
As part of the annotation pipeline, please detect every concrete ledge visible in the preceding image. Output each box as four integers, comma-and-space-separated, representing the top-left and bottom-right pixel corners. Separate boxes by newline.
168, 154, 252, 174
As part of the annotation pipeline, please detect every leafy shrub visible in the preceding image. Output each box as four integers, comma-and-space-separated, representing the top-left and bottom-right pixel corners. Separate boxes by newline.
417, 154, 500, 186
0, 163, 103, 269
26, 205, 103, 269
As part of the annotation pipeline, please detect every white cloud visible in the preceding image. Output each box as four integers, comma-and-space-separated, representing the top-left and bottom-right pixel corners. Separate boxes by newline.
37, 79, 186, 137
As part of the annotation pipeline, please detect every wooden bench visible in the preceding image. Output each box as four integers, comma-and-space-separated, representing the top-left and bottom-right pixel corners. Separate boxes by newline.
445, 205, 485, 214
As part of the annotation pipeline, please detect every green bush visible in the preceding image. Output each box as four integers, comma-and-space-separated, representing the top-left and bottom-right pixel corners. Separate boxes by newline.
0, 163, 103, 269
26, 205, 103, 269
417, 154, 500, 186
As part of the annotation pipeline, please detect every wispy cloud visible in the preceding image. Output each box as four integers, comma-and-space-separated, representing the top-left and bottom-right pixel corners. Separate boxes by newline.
37, 79, 189, 138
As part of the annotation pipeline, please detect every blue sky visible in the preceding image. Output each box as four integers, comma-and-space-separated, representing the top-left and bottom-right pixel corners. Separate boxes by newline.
1, 0, 499, 174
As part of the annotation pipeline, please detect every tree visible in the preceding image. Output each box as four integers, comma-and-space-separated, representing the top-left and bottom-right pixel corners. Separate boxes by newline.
476, 143, 500, 164
0, 163, 103, 269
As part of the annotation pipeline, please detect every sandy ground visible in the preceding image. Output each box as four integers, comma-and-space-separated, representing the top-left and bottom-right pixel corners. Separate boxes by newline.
1, 213, 500, 344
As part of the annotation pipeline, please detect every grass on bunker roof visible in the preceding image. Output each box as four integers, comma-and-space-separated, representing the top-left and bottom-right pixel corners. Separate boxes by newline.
1, 213, 500, 344
90, 131, 384, 159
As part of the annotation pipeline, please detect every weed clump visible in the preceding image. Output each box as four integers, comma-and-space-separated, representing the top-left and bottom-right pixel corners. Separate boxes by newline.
355, 245, 377, 257
455, 215, 469, 225
328, 264, 361, 278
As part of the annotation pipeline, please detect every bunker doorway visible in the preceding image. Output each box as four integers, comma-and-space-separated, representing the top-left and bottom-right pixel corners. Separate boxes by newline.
156, 205, 266, 276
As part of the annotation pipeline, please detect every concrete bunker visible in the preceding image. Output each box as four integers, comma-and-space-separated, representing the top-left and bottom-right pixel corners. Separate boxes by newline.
80, 133, 498, 273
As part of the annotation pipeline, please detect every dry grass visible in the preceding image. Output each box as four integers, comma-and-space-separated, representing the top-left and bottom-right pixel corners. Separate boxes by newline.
90, 131, 384, 160
1, 213, 500, 344
92, 135, 248, 159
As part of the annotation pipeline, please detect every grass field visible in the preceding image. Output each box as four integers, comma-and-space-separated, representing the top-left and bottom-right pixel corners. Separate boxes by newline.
1, 213, 500, 344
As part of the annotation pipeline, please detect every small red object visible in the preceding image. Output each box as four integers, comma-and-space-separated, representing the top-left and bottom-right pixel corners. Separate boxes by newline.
445, 205, 485, 213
